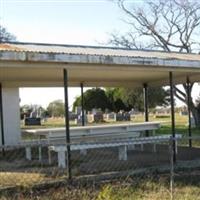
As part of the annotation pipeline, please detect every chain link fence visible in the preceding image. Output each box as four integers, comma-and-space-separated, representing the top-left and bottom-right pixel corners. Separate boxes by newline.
170, 136, 200, 200
0, 135, 200, 199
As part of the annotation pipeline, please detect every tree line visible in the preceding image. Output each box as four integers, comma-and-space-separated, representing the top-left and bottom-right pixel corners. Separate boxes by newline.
20, 86, 169, 118
73, 87, 169, 112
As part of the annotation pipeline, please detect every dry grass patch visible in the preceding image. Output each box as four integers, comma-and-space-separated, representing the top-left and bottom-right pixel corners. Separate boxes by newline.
0, 172, 49, 187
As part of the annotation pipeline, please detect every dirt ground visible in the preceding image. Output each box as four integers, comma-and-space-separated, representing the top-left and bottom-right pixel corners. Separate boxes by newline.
70, 144, 200, 175
0, 143, 200, 189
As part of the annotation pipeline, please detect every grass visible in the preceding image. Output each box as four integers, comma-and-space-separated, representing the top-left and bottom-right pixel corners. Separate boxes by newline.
96, 180, 200, 200
0, 172, 48, 188
22, 113, 189, 125
1, 172, 200, 200
21, 113, 189, 129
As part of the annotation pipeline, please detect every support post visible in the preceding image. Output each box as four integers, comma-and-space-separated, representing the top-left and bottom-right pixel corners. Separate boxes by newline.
58, 150, 66, 168
186, 77, 192, 148
38, 146, 42, 162
80, 149, 87, 156
80, 83, 85, 126
0, 87, 21, 145
153, 130, 157, 152
0, 83, 5, 156
118, 145, 127, 161
169, 72, 176, 163
25, 147, 32, 160
48, 148, 52, 165
143, 83, 149, 137
63, 69, 71, 179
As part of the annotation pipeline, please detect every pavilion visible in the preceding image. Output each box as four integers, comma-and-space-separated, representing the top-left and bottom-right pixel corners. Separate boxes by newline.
0, 42, 199, 169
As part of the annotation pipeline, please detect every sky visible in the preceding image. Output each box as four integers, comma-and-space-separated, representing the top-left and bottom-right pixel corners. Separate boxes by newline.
0, 0, 135, 109
0, 0, 199, 109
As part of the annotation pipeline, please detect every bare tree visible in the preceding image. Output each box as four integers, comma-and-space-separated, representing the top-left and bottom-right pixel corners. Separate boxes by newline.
0, 25, 16, 43
110, 0, 200, 126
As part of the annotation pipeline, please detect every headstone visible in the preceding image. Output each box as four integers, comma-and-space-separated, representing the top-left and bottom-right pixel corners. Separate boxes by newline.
129, 108, 136, 120
93, 112, 104, 123
179, 111, 188, 116
87, 110, 103, 123
24, 117, 41, 126
155, 108, 170, 118
191, 116, 196, 128
104, 112, 116, 122
75, 106, 82, 115
123, 112, 131, 121
129, 108, 135, 115
87, 114, 93, 123
75, 113, 87, 125
116, 113, 123, 121
74, 107, 88, 125
69, 112, 78, 120
116, 111, 130, 121
30, 110, 37, 118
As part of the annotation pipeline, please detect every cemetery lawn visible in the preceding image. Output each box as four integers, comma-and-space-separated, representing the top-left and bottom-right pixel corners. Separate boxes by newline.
21, 113, 188, 129
21, 114, 200, 146
22, 114, 200, 138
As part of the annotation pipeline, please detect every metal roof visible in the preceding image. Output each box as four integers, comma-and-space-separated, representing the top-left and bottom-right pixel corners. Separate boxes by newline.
0, 42, 200, 61
1, 42, 200, 87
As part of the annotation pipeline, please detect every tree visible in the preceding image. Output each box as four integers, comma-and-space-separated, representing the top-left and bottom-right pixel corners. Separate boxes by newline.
0, 25, 16, 42
47, 100, 65, 117
73, 88, 111, 112
111, 0, 200, 126
105, 88, 127, 112
106, 87, 170, 112
73, 87, 169, 113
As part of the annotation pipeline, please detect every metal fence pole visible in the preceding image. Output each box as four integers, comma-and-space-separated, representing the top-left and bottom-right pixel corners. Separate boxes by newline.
0, 83, 5, 156
143, 83, 149, 137
63, 69, 72, 180
170, 136, 174, 200
186, 77, 192, 148
80, 83, 85, 126
169, 72, 176, 162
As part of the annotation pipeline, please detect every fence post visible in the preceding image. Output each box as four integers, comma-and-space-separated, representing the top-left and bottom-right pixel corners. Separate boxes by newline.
170, 136, 174, 200
63, 69, 72, 180
0, 83, 5, 156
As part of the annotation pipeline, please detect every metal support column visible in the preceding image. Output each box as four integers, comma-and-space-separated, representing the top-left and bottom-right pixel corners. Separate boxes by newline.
143, 83, 149, 136
186, 77, 192, 148
0, 83, 5, 156
169, 72, 176, 162
63, 69, 71, 179
80, 83, 85, 126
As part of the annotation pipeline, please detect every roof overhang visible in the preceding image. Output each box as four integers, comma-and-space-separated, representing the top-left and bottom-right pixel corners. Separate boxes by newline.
0, 42, 200, 87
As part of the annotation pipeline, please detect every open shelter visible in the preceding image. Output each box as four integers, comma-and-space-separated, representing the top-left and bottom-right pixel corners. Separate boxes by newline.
0, 42, 199, 176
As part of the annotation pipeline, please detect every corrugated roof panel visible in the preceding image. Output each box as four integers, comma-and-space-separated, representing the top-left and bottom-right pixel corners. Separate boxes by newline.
0, 42, 200, 61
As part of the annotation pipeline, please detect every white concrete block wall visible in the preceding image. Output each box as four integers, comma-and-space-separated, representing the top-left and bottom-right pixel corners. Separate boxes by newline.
0, 86, 21, 145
